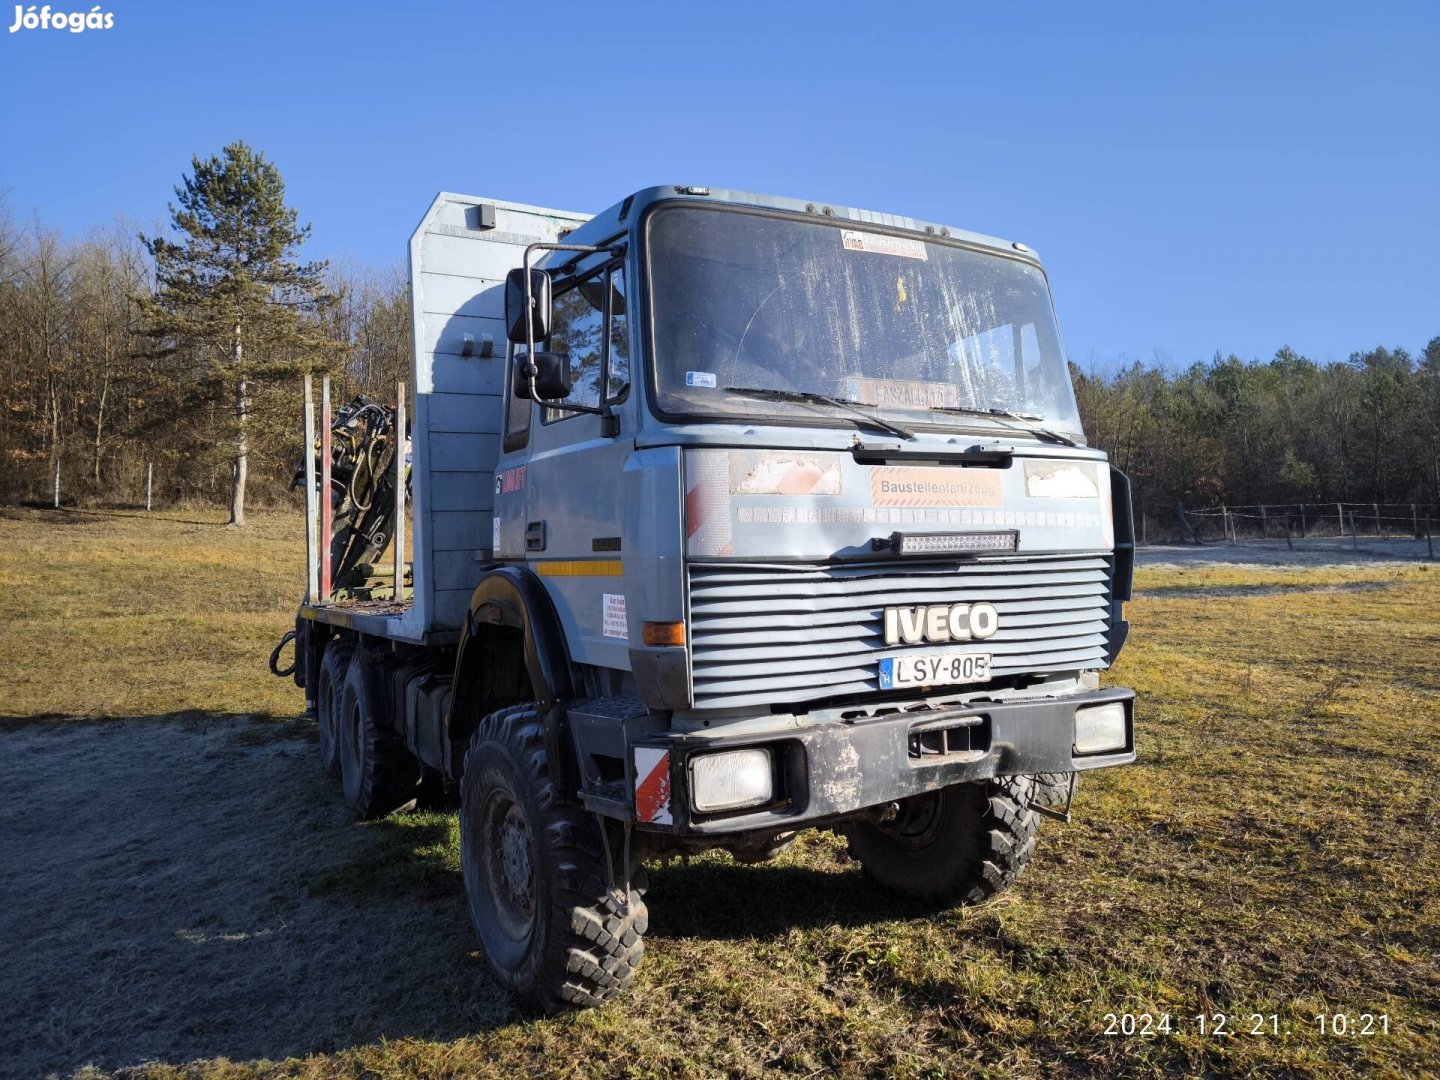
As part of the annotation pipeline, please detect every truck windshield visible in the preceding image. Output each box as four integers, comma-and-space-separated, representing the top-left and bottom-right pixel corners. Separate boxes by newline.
646, 205, 1084, 438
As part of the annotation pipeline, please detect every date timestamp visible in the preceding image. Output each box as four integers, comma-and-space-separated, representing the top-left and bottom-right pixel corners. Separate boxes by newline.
1102, 1012, 1391, 1038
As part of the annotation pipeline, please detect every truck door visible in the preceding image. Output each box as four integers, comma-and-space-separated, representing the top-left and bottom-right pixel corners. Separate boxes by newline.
498, 253, 635, 671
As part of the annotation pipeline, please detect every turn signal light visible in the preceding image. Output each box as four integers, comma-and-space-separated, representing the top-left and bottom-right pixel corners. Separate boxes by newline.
642, 621, 686, 647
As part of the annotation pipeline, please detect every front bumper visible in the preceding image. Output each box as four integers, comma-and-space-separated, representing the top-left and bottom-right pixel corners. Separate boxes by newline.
636, 687, 1135, 836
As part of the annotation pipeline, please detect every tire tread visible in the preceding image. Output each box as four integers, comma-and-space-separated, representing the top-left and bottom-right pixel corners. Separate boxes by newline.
462, 703, 647, 1013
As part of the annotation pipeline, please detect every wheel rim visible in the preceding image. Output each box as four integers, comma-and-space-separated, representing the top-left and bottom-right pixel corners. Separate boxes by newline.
481, 790, 536, 942
881, 791, 947, 850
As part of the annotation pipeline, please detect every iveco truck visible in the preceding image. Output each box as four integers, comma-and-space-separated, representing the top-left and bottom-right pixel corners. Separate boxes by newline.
281, 185, 1137, 1013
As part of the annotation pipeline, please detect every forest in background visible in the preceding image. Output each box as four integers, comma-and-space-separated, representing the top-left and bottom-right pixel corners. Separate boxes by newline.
0, 201, 410, 511
3, 198, 1438, 534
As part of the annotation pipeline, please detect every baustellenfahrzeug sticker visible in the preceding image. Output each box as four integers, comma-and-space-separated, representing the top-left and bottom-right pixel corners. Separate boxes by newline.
840, 229, 928, 261
602, 593, 628, 639
870, 465, 1002, 507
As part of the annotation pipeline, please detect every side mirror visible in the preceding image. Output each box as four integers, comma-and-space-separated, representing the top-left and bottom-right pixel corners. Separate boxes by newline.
513, 352, 572, 401
505, 267, 552, 345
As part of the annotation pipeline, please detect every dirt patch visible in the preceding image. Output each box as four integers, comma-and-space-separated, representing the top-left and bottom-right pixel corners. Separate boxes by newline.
0, 716, 507, 1078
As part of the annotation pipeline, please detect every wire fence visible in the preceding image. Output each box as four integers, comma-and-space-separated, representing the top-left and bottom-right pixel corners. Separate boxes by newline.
1169, 500, 1438, 557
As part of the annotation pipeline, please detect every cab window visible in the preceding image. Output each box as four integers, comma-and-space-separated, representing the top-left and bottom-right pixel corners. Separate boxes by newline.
544, 263, 629, 422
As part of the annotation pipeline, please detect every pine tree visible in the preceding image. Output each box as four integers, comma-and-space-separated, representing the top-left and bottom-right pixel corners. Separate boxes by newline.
141, 141, 337, 525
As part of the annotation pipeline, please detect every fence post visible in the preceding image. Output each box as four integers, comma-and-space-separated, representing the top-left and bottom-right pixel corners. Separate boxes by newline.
1373, 502, 1380, 536
1141, 511, 1147, 547
52, 457, 60, 509
1337, 502, 1344, 537
1260, 504, 1268, 540
1300, 503, 1307, 538
1223, 506, 1231, 544
146, 463, 153, 511
1348, 510, 1358, 550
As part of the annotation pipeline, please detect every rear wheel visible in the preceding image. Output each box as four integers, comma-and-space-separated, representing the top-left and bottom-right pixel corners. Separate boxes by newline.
460, 703, 648, 1013
338, 649, 419, 819
316, 641, 353, 778
843, 776, 1039, 905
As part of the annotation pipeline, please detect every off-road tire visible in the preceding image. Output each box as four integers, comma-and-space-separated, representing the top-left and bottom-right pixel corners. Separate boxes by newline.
460, 703, 648, 1013
843, 776, 1039, 905
338, 649, 419, 819
316, 641, 354, 778
1028, 771, 1079, 812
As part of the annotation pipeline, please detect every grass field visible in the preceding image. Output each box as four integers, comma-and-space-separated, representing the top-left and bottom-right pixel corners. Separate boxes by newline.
1, 508, 1437, 1078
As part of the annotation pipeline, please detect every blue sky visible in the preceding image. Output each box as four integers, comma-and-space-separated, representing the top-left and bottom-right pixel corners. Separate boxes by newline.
2, 0, 1436, 368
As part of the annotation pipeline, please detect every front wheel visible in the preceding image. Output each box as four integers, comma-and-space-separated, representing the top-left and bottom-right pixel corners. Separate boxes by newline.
842, 776, 1039, 905
460, 703, 648, 1013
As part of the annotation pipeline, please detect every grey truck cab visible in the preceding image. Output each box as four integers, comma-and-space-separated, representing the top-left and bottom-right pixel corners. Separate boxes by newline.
289, 185, 1136, 1013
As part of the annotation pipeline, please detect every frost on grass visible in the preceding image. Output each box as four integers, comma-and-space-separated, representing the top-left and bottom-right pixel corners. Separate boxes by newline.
0, 717, 507, 1077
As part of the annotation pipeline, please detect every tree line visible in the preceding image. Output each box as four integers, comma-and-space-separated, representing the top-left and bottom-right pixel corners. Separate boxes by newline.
2, 142, 1437, 530
1073, 345, 1440, 536
0, 143, 410, 516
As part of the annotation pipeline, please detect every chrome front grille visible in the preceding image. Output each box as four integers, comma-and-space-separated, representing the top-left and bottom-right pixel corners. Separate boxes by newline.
687, 554, 1113, 711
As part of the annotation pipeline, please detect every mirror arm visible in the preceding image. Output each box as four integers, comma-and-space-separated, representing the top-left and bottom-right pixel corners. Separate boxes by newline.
536, 398, 607, 418
523, 249, 539, 402
519, 239, 627, 420
600, 402, 620, 438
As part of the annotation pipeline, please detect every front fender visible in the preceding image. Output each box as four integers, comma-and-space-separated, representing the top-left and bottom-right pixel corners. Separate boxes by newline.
453, 566, 575, 718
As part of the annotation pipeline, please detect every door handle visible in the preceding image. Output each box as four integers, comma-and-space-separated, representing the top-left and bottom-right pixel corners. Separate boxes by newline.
525, 521, 547, 552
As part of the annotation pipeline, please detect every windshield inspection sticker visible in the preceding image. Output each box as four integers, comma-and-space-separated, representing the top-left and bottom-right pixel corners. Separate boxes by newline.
841, 229, 928, 261
685, 371, 718, 388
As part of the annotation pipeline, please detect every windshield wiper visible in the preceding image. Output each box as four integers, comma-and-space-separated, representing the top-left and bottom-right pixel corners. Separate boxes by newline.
724, 386, 916, 440
927, 405, 1078, 447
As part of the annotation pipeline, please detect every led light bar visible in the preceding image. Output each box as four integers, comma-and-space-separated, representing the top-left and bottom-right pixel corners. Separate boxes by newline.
876, 530, 1019, 556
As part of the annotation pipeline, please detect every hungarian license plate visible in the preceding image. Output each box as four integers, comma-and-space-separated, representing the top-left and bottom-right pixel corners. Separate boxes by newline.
878, 651, 992, 690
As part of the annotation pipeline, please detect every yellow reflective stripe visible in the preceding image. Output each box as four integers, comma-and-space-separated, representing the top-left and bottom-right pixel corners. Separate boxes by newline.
534, 560, 624, 577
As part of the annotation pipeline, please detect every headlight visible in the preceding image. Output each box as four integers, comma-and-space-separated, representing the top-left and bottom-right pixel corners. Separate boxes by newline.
1074, 702, 1128, 755
690, 748, 774, 812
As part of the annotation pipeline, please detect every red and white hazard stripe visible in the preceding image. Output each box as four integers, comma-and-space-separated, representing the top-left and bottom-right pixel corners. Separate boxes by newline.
633, 747, 672, 825
684, 449, 734, 557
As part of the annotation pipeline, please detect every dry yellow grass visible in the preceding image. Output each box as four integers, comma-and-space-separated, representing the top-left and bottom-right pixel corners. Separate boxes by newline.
0, 507, 305, 719
1, 508, 1436, 1078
